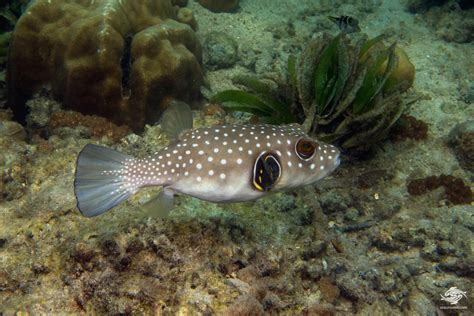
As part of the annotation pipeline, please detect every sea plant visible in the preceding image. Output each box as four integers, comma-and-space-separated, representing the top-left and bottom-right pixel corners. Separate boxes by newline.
212, 32, 416, 150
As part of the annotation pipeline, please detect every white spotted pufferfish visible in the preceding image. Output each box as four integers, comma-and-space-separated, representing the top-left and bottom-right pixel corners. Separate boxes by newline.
74, 102, 341, 217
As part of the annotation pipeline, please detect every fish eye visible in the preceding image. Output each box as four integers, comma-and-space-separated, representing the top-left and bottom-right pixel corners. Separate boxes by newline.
295, 138, 317, 160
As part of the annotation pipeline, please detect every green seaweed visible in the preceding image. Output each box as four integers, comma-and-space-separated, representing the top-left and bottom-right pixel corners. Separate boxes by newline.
353, 44, 398, 114
314, 34, 341, 115
287, 54, 297, 91
210, 32, 415, 151
211, 89, 295, 123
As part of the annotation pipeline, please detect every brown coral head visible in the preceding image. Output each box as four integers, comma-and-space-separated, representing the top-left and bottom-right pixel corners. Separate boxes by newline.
7, 0, 203, 132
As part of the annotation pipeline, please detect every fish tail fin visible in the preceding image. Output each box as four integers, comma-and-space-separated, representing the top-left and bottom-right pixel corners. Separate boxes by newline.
74, 144, 137, 217
327, 16, 338, 23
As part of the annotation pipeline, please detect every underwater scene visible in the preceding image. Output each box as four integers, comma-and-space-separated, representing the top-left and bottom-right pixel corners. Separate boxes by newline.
0, 0, 473, 314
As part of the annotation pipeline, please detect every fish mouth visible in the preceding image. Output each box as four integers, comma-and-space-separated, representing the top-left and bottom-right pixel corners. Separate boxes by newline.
335, 155, 341, 168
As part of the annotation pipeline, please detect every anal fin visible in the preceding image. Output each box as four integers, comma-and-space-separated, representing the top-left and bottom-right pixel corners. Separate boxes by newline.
141, 187, 175, 219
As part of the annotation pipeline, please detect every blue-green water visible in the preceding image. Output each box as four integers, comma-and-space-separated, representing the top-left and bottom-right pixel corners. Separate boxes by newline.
0, 0, 472, 314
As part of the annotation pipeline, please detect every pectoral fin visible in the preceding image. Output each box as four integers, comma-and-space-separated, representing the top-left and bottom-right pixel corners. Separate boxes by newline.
141, 187, 175, 218
252, 152, 281, 191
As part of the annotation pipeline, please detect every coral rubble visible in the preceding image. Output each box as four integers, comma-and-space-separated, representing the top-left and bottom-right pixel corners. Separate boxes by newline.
49, 111, 131, 142
7, 0, 203, 131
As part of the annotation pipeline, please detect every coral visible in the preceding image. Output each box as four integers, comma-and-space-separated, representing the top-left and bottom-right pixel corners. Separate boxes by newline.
48, 111, 131, 142
0, 0, 29, 67
177, 7, 197, 30
198, 0, 239, 13
203, 31, 239, 70
407, 175, 473, 205
7, 0, 203, 131
171, 0, 189, 6
389, 115, 428, 142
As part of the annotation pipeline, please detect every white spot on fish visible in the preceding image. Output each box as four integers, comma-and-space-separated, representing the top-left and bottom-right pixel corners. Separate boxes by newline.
237, 158, 243, 165
310, 164, 315, 170
208, 170, 214, 176
220, 173, 226, 180
196, 163, 202, 170
221, 159, 227, 165
208, 156, 213, 162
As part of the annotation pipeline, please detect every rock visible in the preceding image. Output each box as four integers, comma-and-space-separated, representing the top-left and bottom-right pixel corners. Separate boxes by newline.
406, 290, 438, 316
225, 278, 251, 295
26, 97, 61, 131
226, 294, 264, 316
8, 0, 203, 131
198, 0, 239, 13
448, 120, 474, 172
203, 31, 238, 70
0, 121, 26, 141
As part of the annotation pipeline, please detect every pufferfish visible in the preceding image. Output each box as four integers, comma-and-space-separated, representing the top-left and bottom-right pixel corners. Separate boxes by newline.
74, 102, 341, 217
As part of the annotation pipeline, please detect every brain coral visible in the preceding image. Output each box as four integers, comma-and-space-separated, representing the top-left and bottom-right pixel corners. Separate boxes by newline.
7, 0, 203, 131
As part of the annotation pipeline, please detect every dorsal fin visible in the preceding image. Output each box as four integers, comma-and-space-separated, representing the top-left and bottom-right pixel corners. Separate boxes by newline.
160, 100, 193, 141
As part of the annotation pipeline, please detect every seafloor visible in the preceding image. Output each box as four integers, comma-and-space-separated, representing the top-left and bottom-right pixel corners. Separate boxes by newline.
0, 0, 473, 314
